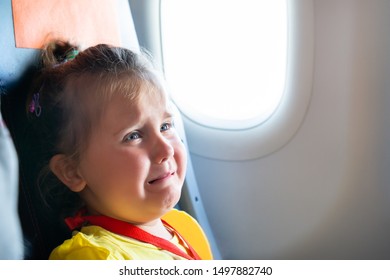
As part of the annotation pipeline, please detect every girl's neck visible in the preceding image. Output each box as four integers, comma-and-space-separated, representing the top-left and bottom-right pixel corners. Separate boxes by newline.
137, 219, 173, 240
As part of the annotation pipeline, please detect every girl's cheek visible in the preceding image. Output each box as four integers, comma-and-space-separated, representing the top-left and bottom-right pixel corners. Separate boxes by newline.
177, 144, 188, 173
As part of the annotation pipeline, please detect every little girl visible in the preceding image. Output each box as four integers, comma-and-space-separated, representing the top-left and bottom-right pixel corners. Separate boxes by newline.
27, 40, 209, 260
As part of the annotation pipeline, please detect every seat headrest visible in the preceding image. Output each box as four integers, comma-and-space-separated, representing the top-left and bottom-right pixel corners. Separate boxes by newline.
0, 0, 140, 259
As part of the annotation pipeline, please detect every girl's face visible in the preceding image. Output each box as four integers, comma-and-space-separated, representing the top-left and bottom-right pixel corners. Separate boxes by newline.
75, 90, 187, 225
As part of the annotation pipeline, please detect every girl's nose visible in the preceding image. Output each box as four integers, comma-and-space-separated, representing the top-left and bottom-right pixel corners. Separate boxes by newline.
152, 135, 175, 164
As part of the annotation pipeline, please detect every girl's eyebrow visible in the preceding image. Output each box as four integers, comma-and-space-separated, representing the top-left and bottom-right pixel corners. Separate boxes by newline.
163, 111, 174, 119
112, 112, 141, 137
113, 122, 138, 138
113, 111, 174, 137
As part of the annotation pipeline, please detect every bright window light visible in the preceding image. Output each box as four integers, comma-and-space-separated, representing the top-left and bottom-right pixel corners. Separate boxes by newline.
161, 0, 287, 129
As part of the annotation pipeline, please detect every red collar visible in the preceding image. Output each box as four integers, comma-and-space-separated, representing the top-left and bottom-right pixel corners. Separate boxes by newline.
65, 210, 201, 260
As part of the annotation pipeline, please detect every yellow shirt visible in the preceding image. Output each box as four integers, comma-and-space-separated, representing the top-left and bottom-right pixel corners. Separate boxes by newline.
49, 209, 213, 260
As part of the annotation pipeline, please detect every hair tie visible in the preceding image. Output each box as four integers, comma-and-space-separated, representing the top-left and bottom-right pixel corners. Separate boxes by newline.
53, 49, 79, 68
64, 49, 79, 62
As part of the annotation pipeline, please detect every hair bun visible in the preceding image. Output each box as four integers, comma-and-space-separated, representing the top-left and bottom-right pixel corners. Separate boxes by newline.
42, 40, 80, 68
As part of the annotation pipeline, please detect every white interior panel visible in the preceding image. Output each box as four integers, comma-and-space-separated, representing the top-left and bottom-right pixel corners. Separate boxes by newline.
190, 0, 390, 259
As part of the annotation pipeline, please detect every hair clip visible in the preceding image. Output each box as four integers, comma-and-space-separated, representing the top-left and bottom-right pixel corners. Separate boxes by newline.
29, 92, 42, 117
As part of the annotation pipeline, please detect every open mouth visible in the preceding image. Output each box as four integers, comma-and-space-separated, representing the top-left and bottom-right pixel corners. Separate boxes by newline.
148, 171, 175, 184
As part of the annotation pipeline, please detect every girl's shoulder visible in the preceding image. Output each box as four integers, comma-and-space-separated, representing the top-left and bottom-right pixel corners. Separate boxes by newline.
49, 227, 113, 260
49, 224, 183, 260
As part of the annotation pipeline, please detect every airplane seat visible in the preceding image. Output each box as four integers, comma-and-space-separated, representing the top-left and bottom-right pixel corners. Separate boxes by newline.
0, 0, 218, 260
1, 0, 46, 259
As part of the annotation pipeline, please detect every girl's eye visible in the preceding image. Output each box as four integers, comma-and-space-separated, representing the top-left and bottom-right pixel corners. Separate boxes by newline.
123, 131, 141, 142
161, 122, 174, 132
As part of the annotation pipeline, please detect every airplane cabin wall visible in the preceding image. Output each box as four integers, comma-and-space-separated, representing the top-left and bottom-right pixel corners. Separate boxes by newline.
190, 0, 390, 259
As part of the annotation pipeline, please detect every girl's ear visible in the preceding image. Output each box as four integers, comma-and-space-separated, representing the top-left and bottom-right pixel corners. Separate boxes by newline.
49, 154, 86, 192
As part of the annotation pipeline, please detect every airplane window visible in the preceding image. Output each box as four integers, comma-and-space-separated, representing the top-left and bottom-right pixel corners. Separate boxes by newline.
160, 0, 314, 160
161, 0, 287, 129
